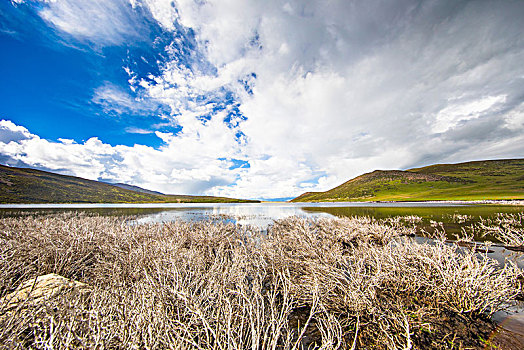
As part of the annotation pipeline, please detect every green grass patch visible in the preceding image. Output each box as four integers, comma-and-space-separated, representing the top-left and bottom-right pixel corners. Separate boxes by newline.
292, 159, 524, 202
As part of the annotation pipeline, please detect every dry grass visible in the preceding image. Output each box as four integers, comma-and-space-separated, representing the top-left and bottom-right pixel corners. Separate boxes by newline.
0, 214, 521, 349
478, 213, 524, 247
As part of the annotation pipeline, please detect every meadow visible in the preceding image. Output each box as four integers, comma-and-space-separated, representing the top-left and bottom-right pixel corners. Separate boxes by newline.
0, 213, 523, 349
292, 159, 524, 202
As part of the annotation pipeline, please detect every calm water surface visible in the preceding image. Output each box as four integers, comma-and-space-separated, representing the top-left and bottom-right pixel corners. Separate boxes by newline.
1, 202, 522, 232
3, 201, 523, 263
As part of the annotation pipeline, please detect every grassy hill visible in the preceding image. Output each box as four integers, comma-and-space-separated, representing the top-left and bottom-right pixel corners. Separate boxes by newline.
0, 165, 257, 204
111, 183, 164, 195
292, 159, 524, 202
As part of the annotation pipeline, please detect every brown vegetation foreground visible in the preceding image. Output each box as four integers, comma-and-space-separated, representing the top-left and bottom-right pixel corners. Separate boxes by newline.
0, 214, 522, 349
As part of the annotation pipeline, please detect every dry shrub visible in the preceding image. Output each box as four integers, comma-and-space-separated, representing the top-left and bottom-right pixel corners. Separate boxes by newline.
478, 213, 524, 247
0, 213, 521, 349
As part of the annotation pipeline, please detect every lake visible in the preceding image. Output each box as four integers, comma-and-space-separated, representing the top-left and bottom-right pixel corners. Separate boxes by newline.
2, 202, 524, 289
1, 201, 523, 238
3, 201, 524, 265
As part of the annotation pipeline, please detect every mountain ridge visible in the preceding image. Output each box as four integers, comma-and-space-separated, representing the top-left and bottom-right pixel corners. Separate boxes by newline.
0, 165, 258, 203
291, 158, 524, 202
111, 183, 165, 196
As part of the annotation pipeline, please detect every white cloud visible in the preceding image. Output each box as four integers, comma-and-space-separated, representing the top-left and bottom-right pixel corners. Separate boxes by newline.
37, 0, 143, 45
432, 95, 507, 133
0, 119, 243, 196
504, 102, 524, 131
138, 0, 178, 31
3, 0, 524, 199
161, 0, 524, 198
21, 0, 178, 45
0, 124, 112, 180
92, 82, 159, 115
125, 127, 154, 134
0, 120, 32, 143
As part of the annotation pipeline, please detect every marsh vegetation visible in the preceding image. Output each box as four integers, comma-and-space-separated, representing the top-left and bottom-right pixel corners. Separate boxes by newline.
0, 213, 523, 349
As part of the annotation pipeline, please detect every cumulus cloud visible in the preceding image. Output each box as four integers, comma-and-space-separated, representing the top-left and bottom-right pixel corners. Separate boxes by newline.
0, 121, 111, 179
159, 0, 524, 197
0, 120, 32, 143
136, 0, 178, 31
3, 0, 524, 199
0, 119, 242, 195
432, 95, 507, 133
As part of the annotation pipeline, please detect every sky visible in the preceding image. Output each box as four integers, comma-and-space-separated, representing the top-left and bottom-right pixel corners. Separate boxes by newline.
0, 0, 523, 200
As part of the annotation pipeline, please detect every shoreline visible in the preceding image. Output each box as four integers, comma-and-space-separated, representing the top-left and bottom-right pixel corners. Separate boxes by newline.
1, 199, 524, 207
294, 199, 524, 206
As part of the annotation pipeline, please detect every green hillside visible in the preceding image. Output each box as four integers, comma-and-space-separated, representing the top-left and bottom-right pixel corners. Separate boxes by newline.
292, 159, 524, 202
0, 165, 257, 204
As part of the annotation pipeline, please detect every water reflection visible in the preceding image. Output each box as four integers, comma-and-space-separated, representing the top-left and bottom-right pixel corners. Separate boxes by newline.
3, 203, 522, 267
1, 202, 522, 232
132, 204, 334, 227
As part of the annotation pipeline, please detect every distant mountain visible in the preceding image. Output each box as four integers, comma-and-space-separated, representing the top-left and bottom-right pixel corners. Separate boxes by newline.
111, 183, 164, 196
292, 159, 524, 202
0, 165, 258, 204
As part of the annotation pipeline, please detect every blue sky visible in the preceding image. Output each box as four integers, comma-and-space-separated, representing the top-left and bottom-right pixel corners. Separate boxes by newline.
1, 0, 524, 200
1, 0, 188, 147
